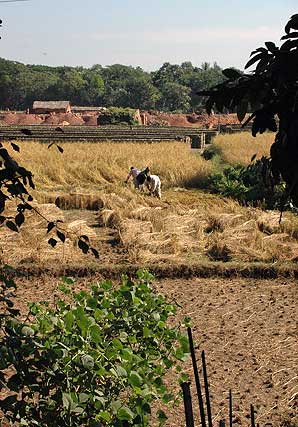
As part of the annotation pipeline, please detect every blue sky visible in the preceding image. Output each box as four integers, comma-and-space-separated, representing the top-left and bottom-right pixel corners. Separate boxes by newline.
0, 0, 296, 70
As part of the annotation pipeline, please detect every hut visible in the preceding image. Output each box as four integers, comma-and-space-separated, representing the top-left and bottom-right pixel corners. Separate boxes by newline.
31, 101, 71, 114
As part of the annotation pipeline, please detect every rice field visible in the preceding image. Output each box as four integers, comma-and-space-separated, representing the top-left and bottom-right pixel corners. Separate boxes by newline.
7, 141, 213, 193
2, 134, 298, 268
212, 132, 273, 165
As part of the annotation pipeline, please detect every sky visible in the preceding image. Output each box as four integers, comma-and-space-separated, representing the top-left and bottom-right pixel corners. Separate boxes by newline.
0, 0, 297, 71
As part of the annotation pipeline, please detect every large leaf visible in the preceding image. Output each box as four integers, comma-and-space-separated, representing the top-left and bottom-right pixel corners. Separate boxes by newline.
237, 99, 249, 123
78, 239, 89, 254
222, 68, 242, 80
245, 53, 265, 69
255, 56, 271, 74
15, 212, 25, 227
6, 221, 18, 233
265, 41, 278, 53
249, 47, 267, 56
281, 31, 298, 40
280, 39, 298, 51
117, 406, 135, 421
129, 371, 143, 387
285, 14, 298, 34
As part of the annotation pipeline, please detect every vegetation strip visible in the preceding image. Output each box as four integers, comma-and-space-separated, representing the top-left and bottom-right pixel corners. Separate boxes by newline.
4, 262, 298, 280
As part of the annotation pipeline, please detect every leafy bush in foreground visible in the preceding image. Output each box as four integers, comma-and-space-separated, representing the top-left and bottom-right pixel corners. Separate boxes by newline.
0, 270, 189, 427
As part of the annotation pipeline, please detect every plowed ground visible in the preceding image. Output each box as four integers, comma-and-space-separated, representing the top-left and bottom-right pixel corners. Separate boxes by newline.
10, 275, 298, 427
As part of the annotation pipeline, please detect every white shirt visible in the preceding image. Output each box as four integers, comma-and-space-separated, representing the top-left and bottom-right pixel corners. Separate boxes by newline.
147, 175, 161, 192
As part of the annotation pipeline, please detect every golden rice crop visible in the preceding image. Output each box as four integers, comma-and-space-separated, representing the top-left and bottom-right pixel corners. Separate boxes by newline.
6, 141, 213, 192
212, 132, 274, 165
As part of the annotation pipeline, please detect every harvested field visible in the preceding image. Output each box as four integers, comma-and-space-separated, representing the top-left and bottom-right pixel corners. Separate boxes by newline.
2, 187, 298, 270
1, 138, 298, 268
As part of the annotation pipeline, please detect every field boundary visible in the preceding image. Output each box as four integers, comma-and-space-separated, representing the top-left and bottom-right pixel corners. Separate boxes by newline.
0, 124, 255, 143
6, 262, 298, 280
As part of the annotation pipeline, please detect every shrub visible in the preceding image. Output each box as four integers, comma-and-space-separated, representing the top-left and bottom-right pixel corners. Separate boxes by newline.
97, 108, 139, 126
0, 270, 190, 427
208, 157, 285, 209
201, 144, 222, 161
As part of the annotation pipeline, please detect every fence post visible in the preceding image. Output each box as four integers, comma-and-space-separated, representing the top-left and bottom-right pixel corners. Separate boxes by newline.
202, 350, 213, 427
250, 404, 256, 427
181, 382, 195, 427
229, 389, 233, 427
187, 327, 207, 427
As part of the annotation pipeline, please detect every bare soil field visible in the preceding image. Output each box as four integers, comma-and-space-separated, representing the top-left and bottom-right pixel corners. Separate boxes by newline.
10, 274, 298, 427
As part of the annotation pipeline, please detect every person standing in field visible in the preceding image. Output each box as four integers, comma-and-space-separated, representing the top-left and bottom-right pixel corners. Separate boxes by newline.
146, 174, 161, 199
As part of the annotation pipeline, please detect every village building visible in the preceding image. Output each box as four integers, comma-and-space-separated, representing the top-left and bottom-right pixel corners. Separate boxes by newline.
31, 101, 71, 114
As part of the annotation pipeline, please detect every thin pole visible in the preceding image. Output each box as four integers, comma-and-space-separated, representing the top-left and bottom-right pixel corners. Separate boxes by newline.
229, 389, 233, 427
250, 404, 256, 427
202, 350, 213, 427
181, 382, 195, 427
187, 327, 206, 427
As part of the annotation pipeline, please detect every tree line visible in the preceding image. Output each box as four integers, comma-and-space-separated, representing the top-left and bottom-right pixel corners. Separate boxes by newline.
0, 58, 225, 112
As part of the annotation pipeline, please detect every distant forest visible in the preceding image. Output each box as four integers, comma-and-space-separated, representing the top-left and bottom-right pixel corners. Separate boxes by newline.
0, 58, 226, 112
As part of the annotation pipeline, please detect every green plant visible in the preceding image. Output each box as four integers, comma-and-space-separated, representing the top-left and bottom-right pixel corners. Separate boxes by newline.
199, 14, 298, 203
97, 108, 139, 126
208, 157, 285, 208
0, 270, 190, 427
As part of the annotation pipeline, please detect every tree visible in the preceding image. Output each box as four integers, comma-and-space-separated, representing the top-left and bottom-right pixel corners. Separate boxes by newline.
189, 62, 226, 112
123, 76, 160, 110
158, 82, 191, 112
45, 69, 87, 105
199, 14, 298, 204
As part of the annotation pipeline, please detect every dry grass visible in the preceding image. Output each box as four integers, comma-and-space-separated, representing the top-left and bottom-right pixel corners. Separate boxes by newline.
212, 132, 273, 165
2, 139, 298, 268
95, 188, 298, 265
0, 200, 100, 267
4, 180, 298, 267
6, 141, 213, 194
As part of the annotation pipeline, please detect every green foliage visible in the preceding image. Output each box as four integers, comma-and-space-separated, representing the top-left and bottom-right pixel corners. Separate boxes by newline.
208, 157, 285, 208
0, 58, 225, 112
199, 15, 298, 200
0, 270, 189, 427
0, 142, 36, 231
152, 61, 225, 112
97, 107, 139, 125
0, 265, 20, 328
157, 82, 191, 112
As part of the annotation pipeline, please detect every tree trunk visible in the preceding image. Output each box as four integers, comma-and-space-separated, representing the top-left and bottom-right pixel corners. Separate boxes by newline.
270, 112, 298, 204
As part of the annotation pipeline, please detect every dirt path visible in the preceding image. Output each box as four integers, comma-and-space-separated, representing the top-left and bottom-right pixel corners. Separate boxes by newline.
8, 274, 297, 427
